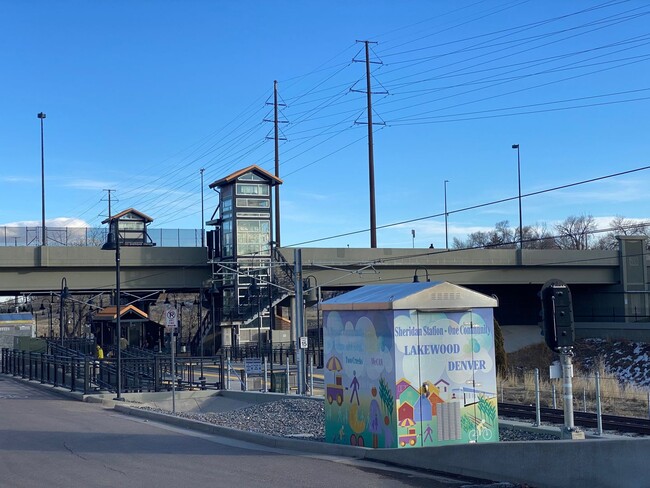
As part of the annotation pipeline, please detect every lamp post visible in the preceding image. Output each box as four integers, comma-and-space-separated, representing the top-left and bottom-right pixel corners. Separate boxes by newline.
102, 219, 122, 400
37, 112, 47, 246
444, 180, 449, 249
411, 229, 415, 248
512, 144, 523, 249
413, 268, 430, 283
200, 168, 205, 248
194, 295, 203, 356
40, 299, 53, 339
59, 278, 69, 346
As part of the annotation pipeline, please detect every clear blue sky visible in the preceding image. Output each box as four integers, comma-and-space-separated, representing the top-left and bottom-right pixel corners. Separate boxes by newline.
2, 0, 649, 248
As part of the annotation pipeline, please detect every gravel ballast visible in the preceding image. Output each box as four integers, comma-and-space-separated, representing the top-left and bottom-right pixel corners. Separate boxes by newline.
138, 398, 560, 442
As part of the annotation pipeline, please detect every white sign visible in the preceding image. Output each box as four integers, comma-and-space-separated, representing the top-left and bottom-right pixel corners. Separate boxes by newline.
245, 357, 262, 375
165, 306, 178, 329
299, 336, 308, 349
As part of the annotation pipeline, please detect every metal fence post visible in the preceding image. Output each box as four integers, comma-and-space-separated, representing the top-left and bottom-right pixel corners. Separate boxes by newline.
53, 357, 59, 388
534, 368, 541, 426
227, 358, 231, 390
595, 371, 603, 436
552, 383, 557, 409
84, 358, 90, 395
28, 352, 33, 381
70, 358, 77, 392
40, 352, 46, 383
263, 357, 268, 393
309, 355, 314, 397
285, 360, 290, 395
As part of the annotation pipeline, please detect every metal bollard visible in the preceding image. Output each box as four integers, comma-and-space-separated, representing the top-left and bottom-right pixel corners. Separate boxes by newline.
309, 355, 314, 397
285, 360, 290, 395
264, 357, 268, 393
552, 383, 557, 409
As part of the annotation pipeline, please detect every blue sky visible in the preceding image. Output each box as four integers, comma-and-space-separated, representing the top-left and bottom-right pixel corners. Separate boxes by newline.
2, 0, 649, 248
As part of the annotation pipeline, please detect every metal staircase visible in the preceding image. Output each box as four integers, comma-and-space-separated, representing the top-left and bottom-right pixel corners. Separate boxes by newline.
189, 247, 295, 353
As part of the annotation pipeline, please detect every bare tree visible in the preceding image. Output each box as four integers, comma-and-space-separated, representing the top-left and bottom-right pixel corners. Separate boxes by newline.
554, 215, 597, 250
454, 221, 559, 249
524, 223, 559, 249
453, 221, 516, 249
595, 216, 650, 250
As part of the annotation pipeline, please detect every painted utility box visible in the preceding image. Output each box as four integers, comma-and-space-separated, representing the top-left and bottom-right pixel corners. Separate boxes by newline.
321, 282, 499, 449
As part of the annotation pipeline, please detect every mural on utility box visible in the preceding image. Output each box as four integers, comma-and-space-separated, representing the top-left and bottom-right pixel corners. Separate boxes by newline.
323, 308, 499, 448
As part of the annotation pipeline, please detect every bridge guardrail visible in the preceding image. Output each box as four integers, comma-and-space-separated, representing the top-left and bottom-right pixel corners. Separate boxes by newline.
0, 226, 203, 248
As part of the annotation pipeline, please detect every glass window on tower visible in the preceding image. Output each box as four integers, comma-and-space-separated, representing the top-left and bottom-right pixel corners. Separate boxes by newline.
237, 219, 270, 256
222, 219, 233, 257
236, 183, 269, 196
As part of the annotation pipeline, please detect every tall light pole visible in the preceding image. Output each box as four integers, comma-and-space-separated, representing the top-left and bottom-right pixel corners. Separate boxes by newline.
512, 144, 523, 249
59, 278, 69, 346
37, 112, 47, 246
102, 218, 122, 400
444, 180, 449, 249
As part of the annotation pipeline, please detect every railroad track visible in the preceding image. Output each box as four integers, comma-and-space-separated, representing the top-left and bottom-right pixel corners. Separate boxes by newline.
498, 402, 650, 435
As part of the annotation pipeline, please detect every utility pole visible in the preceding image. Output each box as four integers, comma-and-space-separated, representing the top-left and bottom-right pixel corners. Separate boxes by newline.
103, 189, 115, 220
264, 80, 287, 247
353, 41, 386, 248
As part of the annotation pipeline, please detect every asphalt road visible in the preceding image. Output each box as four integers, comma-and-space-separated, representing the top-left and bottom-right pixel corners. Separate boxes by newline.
0, 376, 478, 488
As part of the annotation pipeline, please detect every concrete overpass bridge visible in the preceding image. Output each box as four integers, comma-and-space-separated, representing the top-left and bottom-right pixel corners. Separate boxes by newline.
0, 237, 647, 329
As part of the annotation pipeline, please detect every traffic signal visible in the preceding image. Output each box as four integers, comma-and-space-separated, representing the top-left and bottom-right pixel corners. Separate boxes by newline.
540, 280, 575, 350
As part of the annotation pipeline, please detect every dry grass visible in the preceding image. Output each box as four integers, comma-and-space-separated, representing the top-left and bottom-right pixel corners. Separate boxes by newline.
500, 342, 650, 418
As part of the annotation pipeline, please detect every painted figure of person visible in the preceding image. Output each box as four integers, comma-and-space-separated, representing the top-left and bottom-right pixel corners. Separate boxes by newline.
424, 425, 433, 443
349, 370, 360, 405
369, 386, 381, 448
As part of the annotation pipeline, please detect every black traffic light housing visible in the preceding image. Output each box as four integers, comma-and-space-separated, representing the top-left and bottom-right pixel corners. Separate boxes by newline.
540, 279, 575, 351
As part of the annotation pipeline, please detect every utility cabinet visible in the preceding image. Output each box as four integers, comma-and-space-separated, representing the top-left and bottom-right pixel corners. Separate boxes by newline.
321, 282, 500, 448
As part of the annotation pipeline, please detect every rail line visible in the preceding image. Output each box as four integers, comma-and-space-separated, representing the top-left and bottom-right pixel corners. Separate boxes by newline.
498, 402, 650, 435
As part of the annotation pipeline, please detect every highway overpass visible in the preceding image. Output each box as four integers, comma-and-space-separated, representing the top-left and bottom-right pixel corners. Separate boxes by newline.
0, 238, 647, 331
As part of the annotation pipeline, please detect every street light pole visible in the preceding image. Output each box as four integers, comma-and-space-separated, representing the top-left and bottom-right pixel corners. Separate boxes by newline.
59, 278, 69, 346
444, 180, 449, 249
512, 144, 523, 249
40, 300, 53, 339
102, 218, 122, 400
37, 112, 47, 246
200, 168, 205, 248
